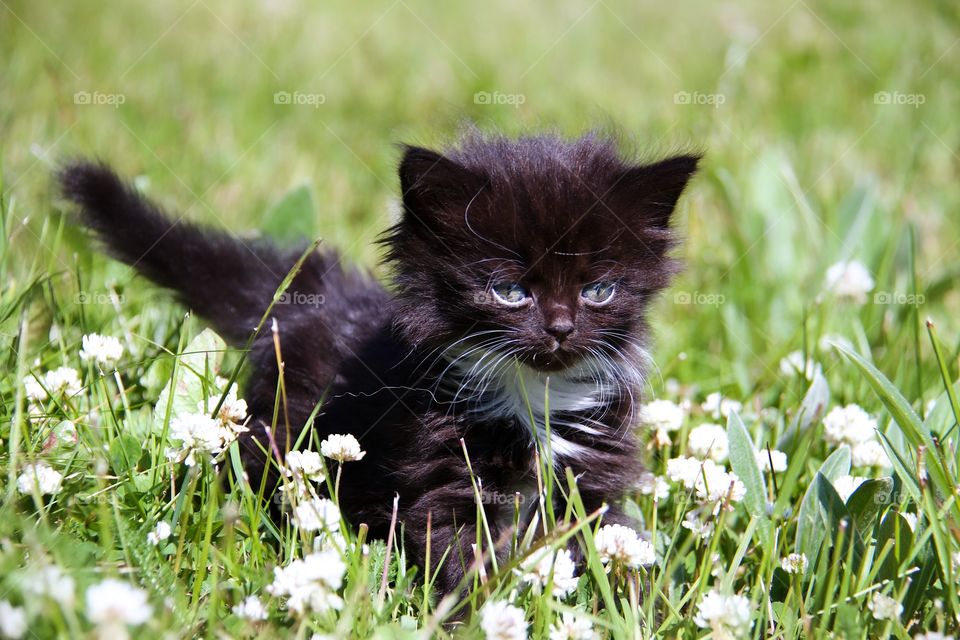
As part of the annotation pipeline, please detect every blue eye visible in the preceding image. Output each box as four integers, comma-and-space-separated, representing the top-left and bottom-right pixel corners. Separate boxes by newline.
581, 282, 615, 305
491, 282, 530, 306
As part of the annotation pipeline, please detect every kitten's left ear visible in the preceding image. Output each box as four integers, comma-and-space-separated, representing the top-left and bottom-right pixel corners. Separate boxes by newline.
614, 154, 701, 227
398, 146, 486, 226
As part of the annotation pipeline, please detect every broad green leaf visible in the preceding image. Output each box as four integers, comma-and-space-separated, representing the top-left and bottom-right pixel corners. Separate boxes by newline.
726, 411, 767, 520
819, 444, 852, 483
876, 510, 915, 583
795, 448, 850, 561
845, 477, 893, 533
793, 472, 851, 570
901, 546, 938, 621
153, 328, 227, 431
109, 434, 142, 474
261, 183, 317, 241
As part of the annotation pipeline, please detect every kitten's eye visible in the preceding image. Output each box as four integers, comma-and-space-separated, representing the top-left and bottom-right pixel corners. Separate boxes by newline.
491, 282, 530, 307
581, 282, 615, 305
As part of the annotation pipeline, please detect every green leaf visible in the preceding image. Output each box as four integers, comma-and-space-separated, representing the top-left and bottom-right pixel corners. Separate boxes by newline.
845, 477, 893, 533
836, 344, 957, 520
819, 444, 852, 483
726, 411, 767, 520
834, 344, 923, 442
876, 510, 915, 583
795, 448, 849, 562
261, 183, 317, 241
110, 435, 142, 475
154, 328, 227, 431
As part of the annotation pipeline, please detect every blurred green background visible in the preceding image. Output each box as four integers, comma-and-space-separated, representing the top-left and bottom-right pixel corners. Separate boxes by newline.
3, 0, 958, 400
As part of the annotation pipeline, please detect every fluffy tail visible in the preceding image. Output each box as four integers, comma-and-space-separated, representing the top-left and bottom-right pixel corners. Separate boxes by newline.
58, 161, 313, 344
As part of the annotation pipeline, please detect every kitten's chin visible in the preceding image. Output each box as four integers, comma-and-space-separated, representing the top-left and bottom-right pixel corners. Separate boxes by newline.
521, 349, 580, 373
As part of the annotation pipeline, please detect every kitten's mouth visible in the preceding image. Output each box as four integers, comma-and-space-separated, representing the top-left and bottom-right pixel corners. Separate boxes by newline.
522, 347, 580, 372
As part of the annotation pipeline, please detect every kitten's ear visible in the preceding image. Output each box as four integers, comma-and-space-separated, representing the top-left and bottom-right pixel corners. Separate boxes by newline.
614, 154, 701, 227
399, 146, 486, 223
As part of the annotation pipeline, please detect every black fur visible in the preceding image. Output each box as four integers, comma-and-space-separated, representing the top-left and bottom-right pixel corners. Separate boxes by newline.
58, 133, 698, 596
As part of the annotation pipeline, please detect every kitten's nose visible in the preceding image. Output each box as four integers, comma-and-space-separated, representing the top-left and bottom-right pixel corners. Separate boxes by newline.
546, 319, 575, 342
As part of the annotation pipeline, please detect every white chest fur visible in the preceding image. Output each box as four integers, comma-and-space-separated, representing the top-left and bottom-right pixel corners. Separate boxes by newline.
445, 353, 644, 461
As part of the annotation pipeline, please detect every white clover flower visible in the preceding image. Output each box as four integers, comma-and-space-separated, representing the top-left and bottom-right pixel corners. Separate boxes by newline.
681, 513, 715, 540
640, 399, 685, 432
292, 497, 341, 533
694, 590, 754, 639
267, 550, 346, 615
44, 366, 83, 398
779, 351, 821, 381
666, 456, 706, 487
823, 404, 877, 445
868, 592, 903, 621
147, 521, 172, 546
666, 457, 745, 507
480, 600, 527, 640
199, 378, 249, 436
85, 579, 153, 627
232, 595, 268, 621
519, 548, 578, 597
0, 600, 27, 639
24, 373, 48, 402
833, 475, 869, 502
852, 440, 889, 468
702, 393, 742, 420
914, 633, 954, 640
284, 450, 326, 483
687, 423, 729, 462
755, 449, 788, 473
594, 524, 655, 569
16, 462, 63, 495
21, 565, 75, 607
695, 465, 746, 506
780, 553, 808, 575
549, 612, 597, 640
79, 333, 124, 366
637, 472, 670, 500
825, 260, 874, 304
167, 413, 226, 466
320, 434, 366, 462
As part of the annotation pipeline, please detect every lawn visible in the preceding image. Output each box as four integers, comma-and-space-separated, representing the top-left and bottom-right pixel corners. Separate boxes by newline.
2, 0, 960, 638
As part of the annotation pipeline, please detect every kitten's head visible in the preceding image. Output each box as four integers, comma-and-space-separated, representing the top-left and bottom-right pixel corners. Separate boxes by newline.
383, 133, 699, 374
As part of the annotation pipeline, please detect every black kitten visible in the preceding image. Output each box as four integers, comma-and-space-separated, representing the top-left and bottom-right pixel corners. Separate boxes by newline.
59, 133, 698, 595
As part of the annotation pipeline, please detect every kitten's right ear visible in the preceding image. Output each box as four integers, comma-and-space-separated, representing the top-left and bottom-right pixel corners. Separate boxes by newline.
398, 146, 486, 224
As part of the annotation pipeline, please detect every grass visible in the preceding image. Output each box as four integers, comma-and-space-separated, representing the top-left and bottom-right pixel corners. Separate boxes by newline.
2, 0, 960, 637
